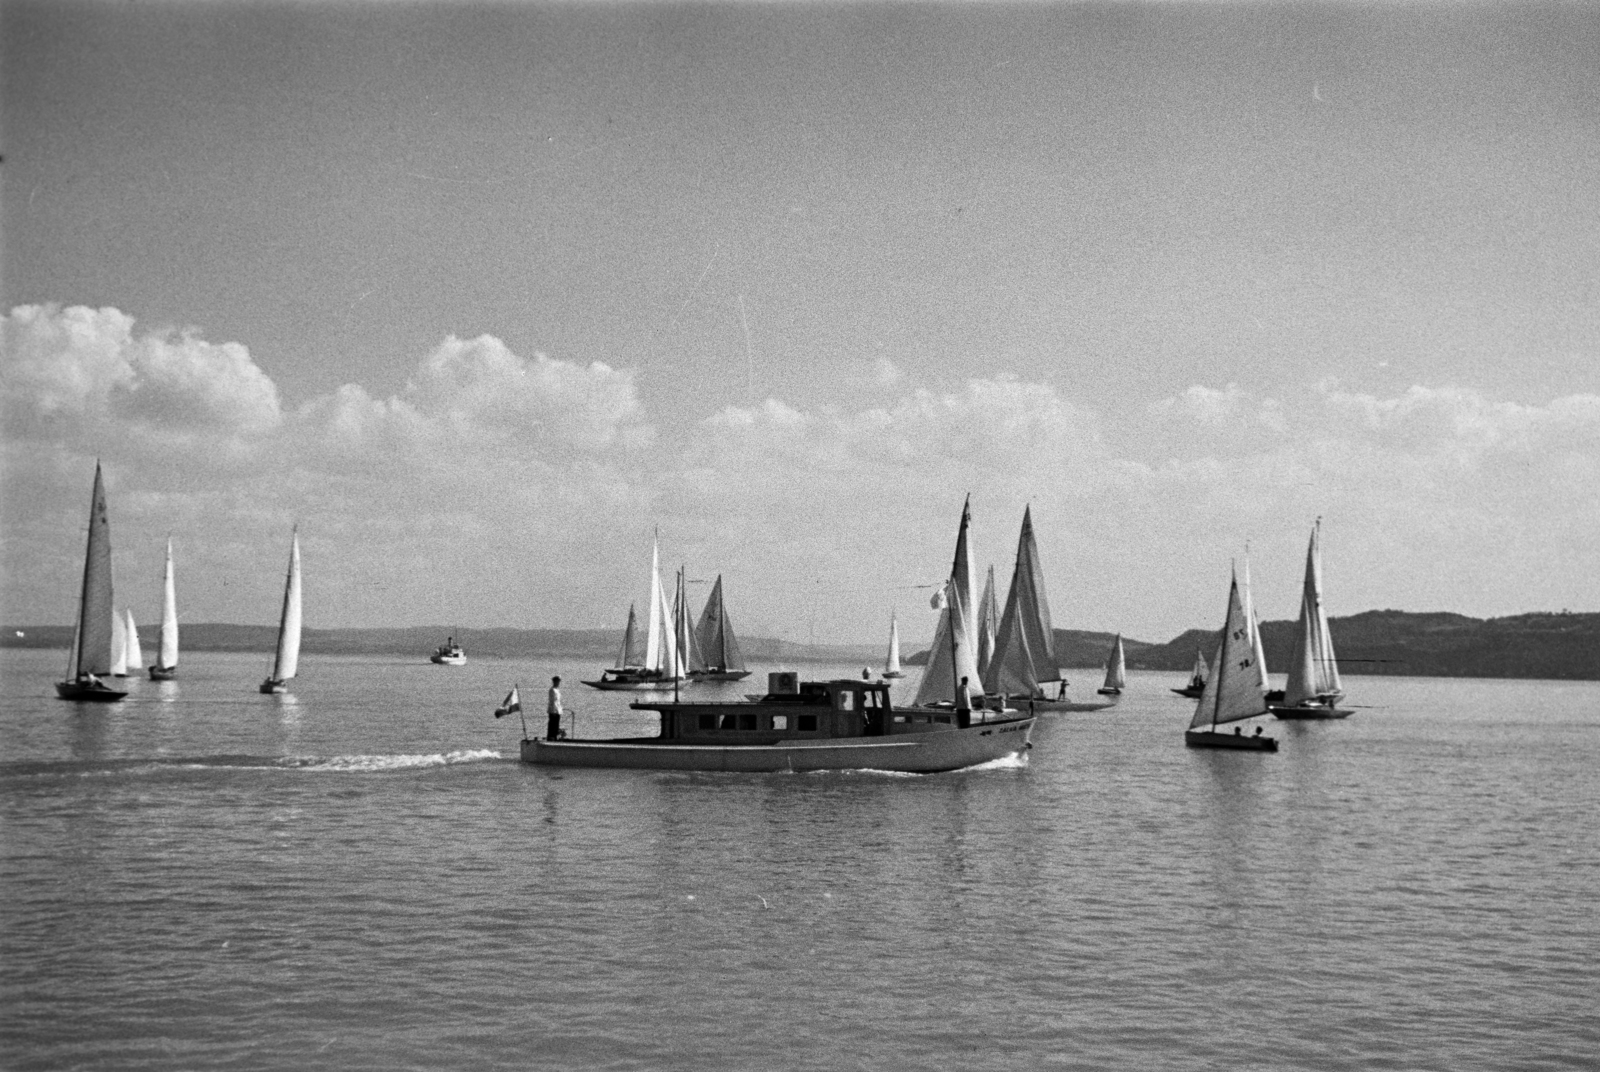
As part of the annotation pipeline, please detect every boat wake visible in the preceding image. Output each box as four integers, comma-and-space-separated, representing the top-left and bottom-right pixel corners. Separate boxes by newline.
963, 751, 1030, 771
1, 749, 506, 781
281, 749, 503, 773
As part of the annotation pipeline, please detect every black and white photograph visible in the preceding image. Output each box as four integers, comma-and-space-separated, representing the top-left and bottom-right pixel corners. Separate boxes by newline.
3, 1, 1597, 1068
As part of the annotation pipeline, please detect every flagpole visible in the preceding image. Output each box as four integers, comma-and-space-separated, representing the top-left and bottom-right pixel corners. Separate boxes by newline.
516, 684, 527, 740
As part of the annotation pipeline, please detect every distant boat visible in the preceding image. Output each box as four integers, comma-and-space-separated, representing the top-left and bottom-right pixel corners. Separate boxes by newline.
430, 635, 466, 665
585, 537, 683, 691
1171, 648, 1208, 698
123, 609, 145, 674
55, 463, 127, 702
983, 506, 1114, 712
882, 611, 904, 678
109, 605, 129, 677
1097, 634, 1126, 696
688, 575, 750, 682
1185, 568, 1277, 751
1273, 519, 1351, 719
259, 528, 302, 694
149, 539, 178, 680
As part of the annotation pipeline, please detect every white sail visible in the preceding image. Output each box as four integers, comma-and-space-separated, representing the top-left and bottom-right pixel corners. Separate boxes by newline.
914, 498, 982, 706
72, 464, 117, 677
983, 506, 1059, 697
124, 609, 145, 671
271, 529, 302, 682
673, 571, 702, 674
156, 539, 178, 669
695, 575, 745, 672
643, 538, 669, 673
1102, 634, 1126, 690
615, 604, 643, 669
1284, 520, 1343, 706
1242, 553, 1270, 691
885, 612, 902, 676
976, 565, 999, 677
1190, 570, 1268, 729
109, 606, 129, 676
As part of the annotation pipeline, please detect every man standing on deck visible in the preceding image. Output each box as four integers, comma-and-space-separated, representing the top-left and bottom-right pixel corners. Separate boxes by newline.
546, 676, 564, 741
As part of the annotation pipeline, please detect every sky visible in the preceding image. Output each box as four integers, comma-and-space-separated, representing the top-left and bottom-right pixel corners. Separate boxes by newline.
3, 1, 1597, 646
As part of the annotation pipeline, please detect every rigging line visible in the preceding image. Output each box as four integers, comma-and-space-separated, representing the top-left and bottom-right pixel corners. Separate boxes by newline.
668, 243, 722, 334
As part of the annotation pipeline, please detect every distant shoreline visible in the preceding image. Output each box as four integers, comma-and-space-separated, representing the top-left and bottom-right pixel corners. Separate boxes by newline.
8, 609, 1597, 680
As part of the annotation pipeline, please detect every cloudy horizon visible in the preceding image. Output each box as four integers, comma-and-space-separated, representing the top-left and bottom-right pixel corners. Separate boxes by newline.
4, 2, 1596, 646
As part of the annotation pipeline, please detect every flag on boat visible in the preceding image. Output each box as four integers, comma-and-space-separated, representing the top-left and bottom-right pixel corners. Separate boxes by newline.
494, 685, 521, 719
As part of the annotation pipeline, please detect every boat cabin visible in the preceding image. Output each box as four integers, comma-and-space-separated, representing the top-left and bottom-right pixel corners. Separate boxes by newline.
632, 673, 963, 744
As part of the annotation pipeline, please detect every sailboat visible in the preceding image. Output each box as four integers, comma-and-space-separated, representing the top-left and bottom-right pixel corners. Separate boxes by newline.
1273, 519, 1350, 719
983, 506, 1113, 712
688, 575, 750, 681
913, 497, 983, 713
259, 528, 302, 694
1171, 648, 1208, 698
149, 539, 179, 679
1097, 634, 1126, 696
109, 608, 129, 676
882, 611, 905, 678
56, 463, 128, 701
585, 537, 682, 690
1185, 568, 1277, 750
976, 565, 999, 679
123, 609, 145, 674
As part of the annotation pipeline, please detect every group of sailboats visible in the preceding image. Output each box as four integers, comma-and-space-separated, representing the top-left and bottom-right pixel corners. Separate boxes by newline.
586, 537, 751, 691
54, 463, 303, 701
1183, 520, 1349, 751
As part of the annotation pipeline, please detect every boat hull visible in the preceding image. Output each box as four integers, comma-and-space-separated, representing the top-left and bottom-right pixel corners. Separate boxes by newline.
259, 679, 288, 695
55, 680, 128, 702
1271, 704, 1352, 720
430, 654, 466, 665
1096, 687, 1121, 696
583, 676, 680, 692
148, 665, 177, 681
1185, 729, 1278, 751
882, 671, 905, 679
687, 670, 752, 682
1171, 685, 1204, 698
521, 717, 1035, 773
1003, 694, 1117, 713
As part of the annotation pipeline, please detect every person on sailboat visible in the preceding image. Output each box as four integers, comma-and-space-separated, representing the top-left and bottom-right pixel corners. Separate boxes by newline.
547, 676, 566, 741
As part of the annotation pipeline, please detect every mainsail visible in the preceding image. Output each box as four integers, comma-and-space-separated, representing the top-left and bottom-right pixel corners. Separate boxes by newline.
71, 463, 117, 678
695, 575, 746, 673
156, 539, 178, 670
123, 609, 145, 671
976, 565, 999, 677
1102, 634, 1126, 691
884, 612, 902, 676
674, 575, 704, 673
1189, 570, 1268, 730
1241, 553, 1270, 691
983, 506, 1059, 697
1284, 520, 1343, 706
614, 603, 644, 669
110, 608, 129, 676
641, 539, 681, 679
914, 497, 981, 706
270, 529, 303, 682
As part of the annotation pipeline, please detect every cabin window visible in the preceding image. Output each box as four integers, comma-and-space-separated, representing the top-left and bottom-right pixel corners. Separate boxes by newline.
738, 713, 757, 731
720, 714, 740, 730
934, 715, 952, 724
912, 713, 929, 723
698, 714, 717, 730
771, 714, 789, 730
892, 714, 908, 724
797, 714, 818, 732
836, 691, 855, 711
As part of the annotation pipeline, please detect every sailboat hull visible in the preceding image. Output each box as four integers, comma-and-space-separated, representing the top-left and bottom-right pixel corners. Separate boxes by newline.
1271, 704, 1351, 720
55, 679, 128, 702
148, 665, 177, 681
1096, 687, 1122, 696
1002, 693, 1117, 713
687, 670, 752, 682
259, 679, 288, 694
1185, 728, 1278, 751
882, 671, 904, 679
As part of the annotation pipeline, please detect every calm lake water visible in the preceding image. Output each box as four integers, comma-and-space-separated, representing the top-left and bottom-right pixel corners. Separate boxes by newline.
2, 648, 1596, 1071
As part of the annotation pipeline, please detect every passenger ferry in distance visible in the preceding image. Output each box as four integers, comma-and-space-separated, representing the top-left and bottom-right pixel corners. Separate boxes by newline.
520, 672, 1037, 773
429, 636, 466, 665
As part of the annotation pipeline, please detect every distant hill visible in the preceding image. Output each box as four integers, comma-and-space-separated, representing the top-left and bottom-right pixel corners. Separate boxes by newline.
10, 611, 1597, 679
905, 610, 1600, 681
0, 623, 880, 666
